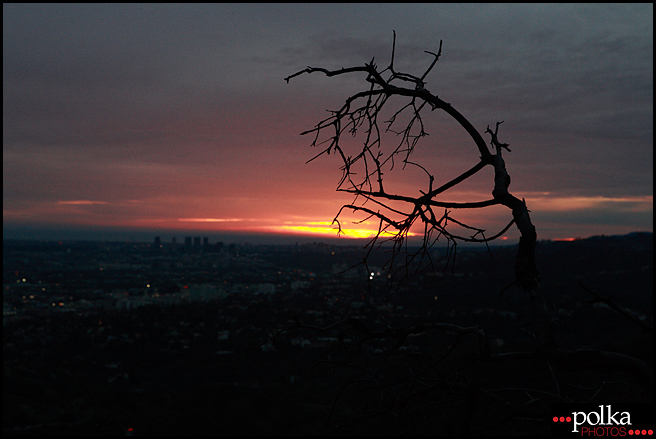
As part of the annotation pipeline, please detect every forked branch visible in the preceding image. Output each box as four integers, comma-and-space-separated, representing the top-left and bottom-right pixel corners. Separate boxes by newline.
287, 34, 552, 346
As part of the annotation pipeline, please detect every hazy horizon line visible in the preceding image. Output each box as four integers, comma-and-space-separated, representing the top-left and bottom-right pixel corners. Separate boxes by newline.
3, 224, 652, 247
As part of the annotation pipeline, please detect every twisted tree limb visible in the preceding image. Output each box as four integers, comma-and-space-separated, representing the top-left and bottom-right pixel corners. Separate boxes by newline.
286, 34, 555, 347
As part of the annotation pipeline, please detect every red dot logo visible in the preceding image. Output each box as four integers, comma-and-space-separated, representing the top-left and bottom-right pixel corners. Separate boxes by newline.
553, 415, 572, 423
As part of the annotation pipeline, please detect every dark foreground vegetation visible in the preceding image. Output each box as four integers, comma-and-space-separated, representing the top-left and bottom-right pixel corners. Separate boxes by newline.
3, 233, 652, 435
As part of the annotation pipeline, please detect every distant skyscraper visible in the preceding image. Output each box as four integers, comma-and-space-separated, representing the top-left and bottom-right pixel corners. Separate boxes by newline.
203, 237, 209, 252
154, 236, 161, 253
171, 237, 177, 252
185, 236, 192, 252
193, 236, 201, 251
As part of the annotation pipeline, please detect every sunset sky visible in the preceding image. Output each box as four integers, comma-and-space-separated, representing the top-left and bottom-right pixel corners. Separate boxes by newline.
3, 4, 653, 244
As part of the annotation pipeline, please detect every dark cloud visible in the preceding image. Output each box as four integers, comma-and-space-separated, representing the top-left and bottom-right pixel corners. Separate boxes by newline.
3, 4, 653, 240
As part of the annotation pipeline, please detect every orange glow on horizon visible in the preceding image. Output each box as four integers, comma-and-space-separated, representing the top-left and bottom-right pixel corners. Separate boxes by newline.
3, 194, 651, 242
526, 195, 653, 211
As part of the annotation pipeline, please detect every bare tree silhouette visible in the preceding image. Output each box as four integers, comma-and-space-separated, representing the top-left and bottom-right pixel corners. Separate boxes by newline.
280, 34, 652, 434
286, 32, 553, 346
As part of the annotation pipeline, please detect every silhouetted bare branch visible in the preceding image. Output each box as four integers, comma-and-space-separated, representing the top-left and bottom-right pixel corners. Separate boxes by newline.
287, 33, 553, 345
578, 281, 653, 333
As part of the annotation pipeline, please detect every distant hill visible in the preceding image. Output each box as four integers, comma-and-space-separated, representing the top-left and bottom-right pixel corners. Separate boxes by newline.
536, 232, 653, 275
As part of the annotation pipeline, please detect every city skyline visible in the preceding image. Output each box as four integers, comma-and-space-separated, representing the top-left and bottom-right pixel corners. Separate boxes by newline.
3, 4, 653, 243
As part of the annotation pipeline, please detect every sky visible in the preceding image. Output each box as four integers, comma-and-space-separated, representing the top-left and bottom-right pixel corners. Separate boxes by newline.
3, 4, 653, 244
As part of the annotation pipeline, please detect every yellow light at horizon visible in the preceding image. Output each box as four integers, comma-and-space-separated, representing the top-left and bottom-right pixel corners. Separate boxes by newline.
276, 225, 417, 239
